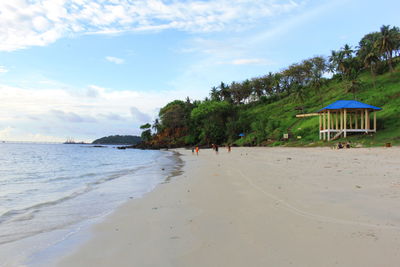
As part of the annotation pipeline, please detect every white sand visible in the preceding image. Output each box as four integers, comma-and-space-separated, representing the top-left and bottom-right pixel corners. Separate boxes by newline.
56, 147, 400, 267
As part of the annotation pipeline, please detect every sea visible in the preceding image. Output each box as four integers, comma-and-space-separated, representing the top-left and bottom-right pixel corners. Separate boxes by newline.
0, 143, 181, 267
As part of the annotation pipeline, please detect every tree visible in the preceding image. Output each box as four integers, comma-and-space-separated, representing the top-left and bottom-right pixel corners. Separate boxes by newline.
140, 123, 152, 142
259, 72, 274, 97
250, 78, 264, 100
158, 100, 187, 129
229, 82, 243, 104
152, 119, 161, 134
343, 57, 363, 98
191, 101, 233, 144
329, 45, 362, 96
358, 32, 381, 77
210, 86, 221, 101
272, 72, 283, 95
375, 25, 398, 72
218, 82, 232, 102
308, 56, 328, 104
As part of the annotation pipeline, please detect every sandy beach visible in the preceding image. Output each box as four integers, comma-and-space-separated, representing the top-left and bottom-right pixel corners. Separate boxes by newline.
56, 147, 400, 267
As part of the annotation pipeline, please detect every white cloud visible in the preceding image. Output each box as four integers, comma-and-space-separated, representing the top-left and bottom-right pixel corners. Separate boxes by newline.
0, 82, 202, 141
50, 109, 98, 123
0, 0, 301, 51
0, 126, 14, 139
0, 66, 8, 73
130, 107, 151, 124
229, 58, 271, 65
0, 126, 65, 142
105, 56, 125, 64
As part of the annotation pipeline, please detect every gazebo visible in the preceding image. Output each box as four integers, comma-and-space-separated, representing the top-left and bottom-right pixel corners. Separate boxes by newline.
318, 100, 382, 141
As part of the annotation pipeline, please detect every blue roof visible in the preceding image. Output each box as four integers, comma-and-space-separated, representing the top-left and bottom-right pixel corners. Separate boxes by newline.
319, 100, 382, 112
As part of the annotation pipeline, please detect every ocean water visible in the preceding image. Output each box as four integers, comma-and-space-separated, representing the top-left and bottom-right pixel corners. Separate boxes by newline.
0, 143, 180, 267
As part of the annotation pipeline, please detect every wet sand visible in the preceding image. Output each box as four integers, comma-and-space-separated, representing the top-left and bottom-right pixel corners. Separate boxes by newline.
56, 147, 400, 267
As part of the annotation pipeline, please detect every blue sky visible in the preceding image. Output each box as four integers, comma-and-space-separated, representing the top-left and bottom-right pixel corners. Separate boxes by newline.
0, 0, 399, 142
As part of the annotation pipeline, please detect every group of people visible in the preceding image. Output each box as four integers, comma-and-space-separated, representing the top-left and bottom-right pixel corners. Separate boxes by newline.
212, 144, 219, 154
191, 144, 232, 155
337, 141, 351, 149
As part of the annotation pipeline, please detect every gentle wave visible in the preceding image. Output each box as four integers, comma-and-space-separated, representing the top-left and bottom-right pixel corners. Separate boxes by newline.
0, 165, 150, 224
0, 144, 179, 266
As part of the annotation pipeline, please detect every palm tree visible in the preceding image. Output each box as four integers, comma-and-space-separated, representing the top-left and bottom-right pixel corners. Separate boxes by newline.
251, 78, 264, 100
393, 26, 400, 57
210, 86, 221, 101
375, 25, 396, 72
261, 72, 274, 97
218, 82, 231, 102
342, 44, 353, 59
308, 56, 327, 105
344, 57, 362, 98
152, 118, 161, 134
364, 51, 380, 79
272, 73, 282, 95
329, 50, 344, 75
241, 79, 253, 103
358, 31, 381, 77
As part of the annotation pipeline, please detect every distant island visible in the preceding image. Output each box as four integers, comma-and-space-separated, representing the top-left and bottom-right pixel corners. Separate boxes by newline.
92, 135, 141, 145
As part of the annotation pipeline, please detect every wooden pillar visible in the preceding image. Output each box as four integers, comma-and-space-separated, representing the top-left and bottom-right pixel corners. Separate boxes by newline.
331, 113, 334, 129
361, 111, 364, 129
367, 110, 371, 130
319, 114, 322, 139
340, 110, 343, 130
344, 109, 347, 138
365, 109, 369, 130
355, 111, 358, 129
322, 112, 326, 140
327, 110, 331, 141
373, 111, 377, 132
335, 111, 339, 130
349, 112, 353, 129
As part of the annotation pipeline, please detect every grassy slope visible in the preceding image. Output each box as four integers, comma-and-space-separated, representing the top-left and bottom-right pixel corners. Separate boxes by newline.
235, 67, 400, 147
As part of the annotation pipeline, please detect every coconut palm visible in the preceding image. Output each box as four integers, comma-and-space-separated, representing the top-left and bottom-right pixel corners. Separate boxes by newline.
375, 25, 397, 72
218, 82, 231, 102
210, 86, 221, 101
249, 78, 263, 101
358, 32, 381, 77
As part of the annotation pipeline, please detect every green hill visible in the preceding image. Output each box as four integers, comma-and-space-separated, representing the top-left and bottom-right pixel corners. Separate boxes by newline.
236, 68, 400, 147
141, 25, 400, 148
92, 135, 141, 145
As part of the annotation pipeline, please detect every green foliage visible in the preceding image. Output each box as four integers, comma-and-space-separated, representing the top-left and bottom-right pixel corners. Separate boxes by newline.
140, 123, 151, 129
191, 101, 234, 145
158, 100, 187, 129
141, 129, 152, 142
146, 25, 400, 147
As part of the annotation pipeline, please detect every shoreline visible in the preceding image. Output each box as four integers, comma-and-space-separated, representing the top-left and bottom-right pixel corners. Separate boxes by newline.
0, 148, 181, 267
56, 147, 400, 267
32, 149, 184, 267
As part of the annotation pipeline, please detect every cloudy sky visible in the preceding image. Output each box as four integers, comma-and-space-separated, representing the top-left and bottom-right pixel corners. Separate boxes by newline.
0, 0, 399, 142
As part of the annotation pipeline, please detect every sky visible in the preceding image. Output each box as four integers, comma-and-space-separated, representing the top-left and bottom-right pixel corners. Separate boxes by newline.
0, 0, 399, 142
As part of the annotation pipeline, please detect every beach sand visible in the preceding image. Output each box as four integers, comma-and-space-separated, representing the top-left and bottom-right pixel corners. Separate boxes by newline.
56, 147, 400, 267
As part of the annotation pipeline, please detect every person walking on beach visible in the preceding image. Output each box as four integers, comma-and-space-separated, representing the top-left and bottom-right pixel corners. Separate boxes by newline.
195, 146, 199, 156
215, 144, 219, 154
227, 144, 231, 153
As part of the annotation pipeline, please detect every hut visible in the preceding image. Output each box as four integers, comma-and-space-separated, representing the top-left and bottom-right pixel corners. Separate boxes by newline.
318, 100, 382, 141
